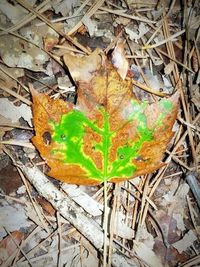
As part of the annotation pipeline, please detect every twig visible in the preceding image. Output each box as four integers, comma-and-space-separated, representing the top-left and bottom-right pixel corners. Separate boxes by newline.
142, 29, 185, 49
0, 85, 31, 105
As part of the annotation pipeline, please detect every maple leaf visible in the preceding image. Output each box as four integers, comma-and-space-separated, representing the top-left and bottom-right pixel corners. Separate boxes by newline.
31, 49, 179, 185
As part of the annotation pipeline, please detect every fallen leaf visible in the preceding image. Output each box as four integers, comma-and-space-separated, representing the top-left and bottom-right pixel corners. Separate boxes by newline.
82, 16, 97, 37
31, 49, 179, 185
134, 241, 163, 267
0, 231, 24, 264
112, 41, 129, 80
125, 22, 149, 42
172, 230, 197, 254
0, 0, 32, 24
0, 98, 32, 126
51, 0, 80, 16
0, 64, 24, 91
0, 200, 32, 239
63, 48, 102, 81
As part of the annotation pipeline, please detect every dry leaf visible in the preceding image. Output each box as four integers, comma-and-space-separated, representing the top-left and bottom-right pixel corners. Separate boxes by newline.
31, 49, 179, 185
164, 62, 175, 75
172, 230, 197, 254
0, 200, 32, 239
125, 22, 149, 42
63, 48, 102, 81
0, 0, 31, 24
0, 98, 32, 126
134, 241, 163, 267
0, 231, 24, 264
51, 0, 80, 16
112, 41, 129, 80
82, 16, 97, 37
0, 64, 24, 91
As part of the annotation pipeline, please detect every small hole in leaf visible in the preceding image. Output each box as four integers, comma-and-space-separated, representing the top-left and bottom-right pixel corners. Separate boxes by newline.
61, 134, 66, 140
120, 154, 124, 160
42, 131, 51, 145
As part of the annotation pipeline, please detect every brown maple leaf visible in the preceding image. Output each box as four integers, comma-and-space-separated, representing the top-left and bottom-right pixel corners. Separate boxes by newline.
31, 48, 179, 185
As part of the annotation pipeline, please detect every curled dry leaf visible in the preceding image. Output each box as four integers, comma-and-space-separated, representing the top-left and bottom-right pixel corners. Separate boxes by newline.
111, 41, 129, 80
31, 49, 179, 185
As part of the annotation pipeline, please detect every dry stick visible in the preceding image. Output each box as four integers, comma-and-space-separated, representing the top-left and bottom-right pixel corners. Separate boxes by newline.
0, 140, 34, 149
15, 0, 90, 54
178, 255, 200, 267
142, 29, 185, 49
20, 164, 104, 248
107, 183, 120, 267
0, 85, 31, 105
139, 175, 150, 226
99, 6, 156, 24
0, 65, 29, 92
145, 24, 163, 46
103, 180, 109, 267
155, 47, 194, 73
0, 124, 32, 130
131, 79, 167, 97
128, 181, 157, 210
13, 241, 24, 267
125, 181, 133, 224
56, 212, 62, 267
131, 177, 145, 232
72, 0, 92, 17
54, 44, 86, 54
121, 181, 130, 253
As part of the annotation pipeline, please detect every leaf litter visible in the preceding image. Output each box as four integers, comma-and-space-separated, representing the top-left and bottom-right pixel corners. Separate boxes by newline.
0, 1, 199, 267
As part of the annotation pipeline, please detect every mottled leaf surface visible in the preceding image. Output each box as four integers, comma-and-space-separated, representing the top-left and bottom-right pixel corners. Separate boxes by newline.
31, 50, 179, 185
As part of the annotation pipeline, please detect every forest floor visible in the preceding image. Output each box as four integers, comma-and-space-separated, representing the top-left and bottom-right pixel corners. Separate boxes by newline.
0, 0, 199, 267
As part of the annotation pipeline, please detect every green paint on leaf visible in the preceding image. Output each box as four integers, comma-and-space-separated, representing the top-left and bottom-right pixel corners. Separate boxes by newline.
49, 98, 173, 183
160, 98, 173, 111
156, 98, 174, 127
